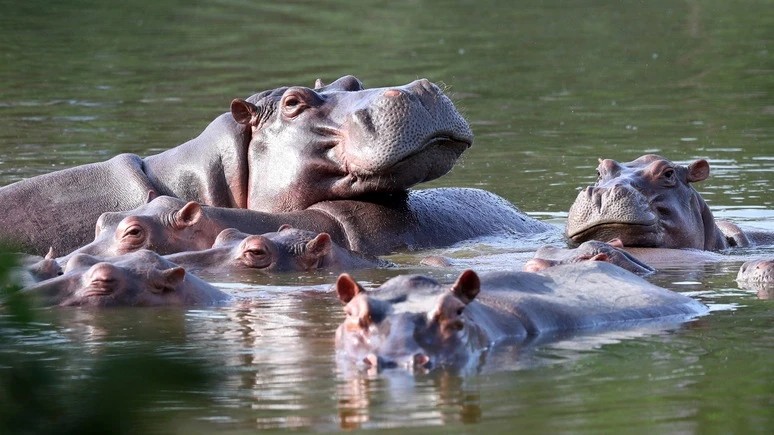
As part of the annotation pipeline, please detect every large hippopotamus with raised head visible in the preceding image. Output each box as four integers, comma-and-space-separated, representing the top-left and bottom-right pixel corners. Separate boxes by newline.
566, 155, 774, 250
334, 261, 707, 371
0, 76, 555, 256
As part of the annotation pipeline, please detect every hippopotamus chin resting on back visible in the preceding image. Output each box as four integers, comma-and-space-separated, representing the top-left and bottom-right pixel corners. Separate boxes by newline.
334, 262, 707, 371
566, 154, 774, 250
0, 75, 556, 256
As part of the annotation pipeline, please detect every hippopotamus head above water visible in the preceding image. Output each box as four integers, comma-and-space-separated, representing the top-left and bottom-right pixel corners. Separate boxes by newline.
567, 155, 740, 250
334, 262, 707, 372
166, 226, 391, 275
0, 75, 474, 256
524, 240, 655, 275
23, 250, 229, 307
230, 75, 473, 211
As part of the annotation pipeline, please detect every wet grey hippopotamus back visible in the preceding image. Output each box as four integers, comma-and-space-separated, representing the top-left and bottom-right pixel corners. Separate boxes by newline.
22, 250, 229, 307
334, 261, 707, 371
165, 226, 392, 275
566, 154, 774, 250
524, 240, 654, 275
0, 76, 475, 255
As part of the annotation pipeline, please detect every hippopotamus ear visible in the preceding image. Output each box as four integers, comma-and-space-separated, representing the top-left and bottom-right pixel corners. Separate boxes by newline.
159, 267, 186, 292
306, 233, 332, 257
277, 224, 293, 232
230, 99, 260, 126
450, 269, 480, 304
174, 202, 203, 229
314, 78, 325, 89
335, 273, 365, 303
687, 159, 710, 183
145, 190, 157, 203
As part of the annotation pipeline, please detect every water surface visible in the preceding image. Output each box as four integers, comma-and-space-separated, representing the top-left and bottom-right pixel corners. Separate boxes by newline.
1, 0, 773, 432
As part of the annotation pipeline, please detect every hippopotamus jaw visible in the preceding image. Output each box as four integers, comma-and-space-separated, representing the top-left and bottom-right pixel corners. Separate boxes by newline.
567, 221, 662, 247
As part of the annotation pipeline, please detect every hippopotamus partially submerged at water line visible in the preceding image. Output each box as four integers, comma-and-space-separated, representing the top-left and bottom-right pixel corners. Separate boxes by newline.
22, 250, 229, 307
334, 261, 707, 371
0, 76, 555, 256
566, 155, 774, 250
65, 190, 553, 260
165, 226, 392, 275
737, 259, 774, 284
524, 240, 654, 275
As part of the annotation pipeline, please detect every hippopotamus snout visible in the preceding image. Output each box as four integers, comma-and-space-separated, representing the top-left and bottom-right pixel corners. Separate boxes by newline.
567, 184, 658, 246
357, 313, 434, 371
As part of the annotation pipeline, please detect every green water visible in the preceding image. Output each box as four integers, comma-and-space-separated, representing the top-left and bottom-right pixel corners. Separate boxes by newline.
1, 0, 773, 432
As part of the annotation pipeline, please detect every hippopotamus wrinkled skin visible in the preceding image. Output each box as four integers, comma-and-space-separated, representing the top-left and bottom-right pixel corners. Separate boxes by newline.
65, 189, 555, 259
22, 250, 229, 307
334, 261, 707, 371
524, 240, 654, 275
0, 76, 477, 255
566, 155, 774, 250
165, 226, 392, 275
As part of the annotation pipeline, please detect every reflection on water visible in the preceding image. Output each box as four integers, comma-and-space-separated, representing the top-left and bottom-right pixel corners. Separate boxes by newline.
2, 0, 774, 432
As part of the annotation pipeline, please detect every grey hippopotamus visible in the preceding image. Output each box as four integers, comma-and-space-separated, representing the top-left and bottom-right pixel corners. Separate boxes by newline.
65, 190, 554, 260
566, 155, 774, 250
334, 261, 707, 371
524, 240, 654, 275
0, 76, 555, 256
165, 226, 392, 275
22, 250, 229, 307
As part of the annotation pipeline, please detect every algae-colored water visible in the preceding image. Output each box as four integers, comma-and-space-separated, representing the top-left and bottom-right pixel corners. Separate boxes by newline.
1, 0, 772, 432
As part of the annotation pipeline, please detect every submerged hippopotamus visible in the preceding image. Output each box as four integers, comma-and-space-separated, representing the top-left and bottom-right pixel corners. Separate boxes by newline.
22, 250, 229, 307
0, 75, 554, 256
566, 155, 773, 250
524, 240, 654, 274
165, 226, 392, 275
334, 262, 707, 371
737, 259, 774, 284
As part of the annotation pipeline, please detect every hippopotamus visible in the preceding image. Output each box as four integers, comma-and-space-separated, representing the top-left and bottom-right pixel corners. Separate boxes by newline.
334, 261, 707, 371
737, 259, 774, 284
524, 240, 654, 274
164, 226, 392, 275
566, 155, 774, 250
64, 190, 554, 259
22, 250, 229, 307
0, 75, 556, 256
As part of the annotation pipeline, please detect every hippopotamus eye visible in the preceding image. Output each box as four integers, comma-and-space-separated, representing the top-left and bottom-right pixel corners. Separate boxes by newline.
280, 88, 322, 118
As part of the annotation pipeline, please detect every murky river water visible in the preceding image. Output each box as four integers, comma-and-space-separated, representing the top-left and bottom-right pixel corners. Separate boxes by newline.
1, 0, 773, 432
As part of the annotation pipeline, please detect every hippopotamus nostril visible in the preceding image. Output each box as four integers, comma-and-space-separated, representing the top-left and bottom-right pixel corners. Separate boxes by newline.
383, 89, 403, 98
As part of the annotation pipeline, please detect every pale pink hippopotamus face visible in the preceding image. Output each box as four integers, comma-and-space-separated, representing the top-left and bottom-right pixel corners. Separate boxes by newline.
231, 75, 474, 212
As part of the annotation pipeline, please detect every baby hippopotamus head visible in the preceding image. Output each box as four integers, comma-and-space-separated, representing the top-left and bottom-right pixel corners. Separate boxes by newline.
334, 270, 487, 372
22, 250, 228, 307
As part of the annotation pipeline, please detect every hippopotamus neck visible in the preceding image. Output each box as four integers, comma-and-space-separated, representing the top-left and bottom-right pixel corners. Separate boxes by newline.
143, 113, 251, 208
697, 195, 730, 250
